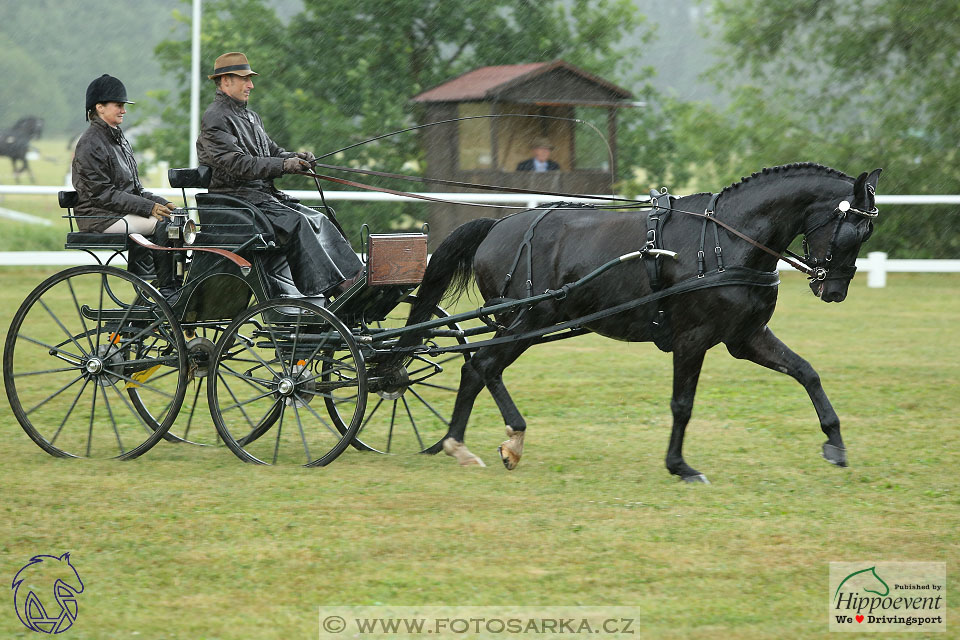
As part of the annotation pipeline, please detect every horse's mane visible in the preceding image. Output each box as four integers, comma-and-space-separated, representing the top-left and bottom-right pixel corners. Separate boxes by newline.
718, 162, 853, 198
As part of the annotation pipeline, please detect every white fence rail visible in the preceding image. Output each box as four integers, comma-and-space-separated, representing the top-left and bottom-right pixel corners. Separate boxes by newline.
0, 186, 957, 287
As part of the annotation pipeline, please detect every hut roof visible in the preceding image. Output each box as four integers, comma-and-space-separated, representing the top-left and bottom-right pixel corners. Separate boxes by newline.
412, 59, 632, 104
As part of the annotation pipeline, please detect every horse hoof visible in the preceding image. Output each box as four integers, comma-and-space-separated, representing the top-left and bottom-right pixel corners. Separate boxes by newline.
682, 474, 710, 484
442, 437, 486, 467
822, 443, 848, 467
498, 427, 524, 470
498, 446, 519, 470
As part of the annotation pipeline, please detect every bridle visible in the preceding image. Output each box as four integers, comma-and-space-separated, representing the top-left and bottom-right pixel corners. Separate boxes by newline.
795, 187, 879, 282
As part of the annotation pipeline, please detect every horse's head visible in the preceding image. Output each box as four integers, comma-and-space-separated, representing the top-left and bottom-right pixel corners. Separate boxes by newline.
803, 168, 882, 302
13, 117, 44, 139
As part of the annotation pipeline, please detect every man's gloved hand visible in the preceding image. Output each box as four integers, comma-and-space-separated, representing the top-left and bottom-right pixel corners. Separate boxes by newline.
151, 202, 175, 220
283, 156, 311, 174
295, 151, 316, 164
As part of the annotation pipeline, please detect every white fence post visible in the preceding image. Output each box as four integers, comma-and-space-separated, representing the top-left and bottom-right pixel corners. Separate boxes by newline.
866, 251, 887, 288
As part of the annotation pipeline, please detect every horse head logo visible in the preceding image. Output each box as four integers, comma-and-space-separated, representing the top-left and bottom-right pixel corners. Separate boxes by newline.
11, 553, 84, 634
834, 565, 890, 602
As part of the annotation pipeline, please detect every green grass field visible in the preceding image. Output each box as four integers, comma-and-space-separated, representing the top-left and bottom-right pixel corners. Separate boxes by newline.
0, 268, 956, 638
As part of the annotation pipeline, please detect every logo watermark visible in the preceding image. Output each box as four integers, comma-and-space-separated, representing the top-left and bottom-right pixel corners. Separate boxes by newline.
830, 562, 946, 632
11, 553, 84, 634
319, 606, 640, 638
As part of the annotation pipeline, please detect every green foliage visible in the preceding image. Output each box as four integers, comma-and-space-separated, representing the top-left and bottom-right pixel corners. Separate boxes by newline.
671, 0, 960, 257
0, 35, 71, 133
0, 0, 181, 136
140, 0, 657, 235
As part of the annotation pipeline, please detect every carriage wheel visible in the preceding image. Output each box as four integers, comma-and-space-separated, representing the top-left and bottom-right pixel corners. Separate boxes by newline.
325, 297, 468, 454
3, 265, 188, 459
128, 323, 240, 446
207, 299, 366, 466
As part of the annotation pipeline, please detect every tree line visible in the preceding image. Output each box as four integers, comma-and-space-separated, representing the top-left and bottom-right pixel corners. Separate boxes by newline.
126, 1, 960, 257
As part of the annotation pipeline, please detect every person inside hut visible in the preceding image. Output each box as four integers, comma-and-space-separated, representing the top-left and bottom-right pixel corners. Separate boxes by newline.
196, 52, 363, 302
516, 137, 560, 172
71, 74, 180, 300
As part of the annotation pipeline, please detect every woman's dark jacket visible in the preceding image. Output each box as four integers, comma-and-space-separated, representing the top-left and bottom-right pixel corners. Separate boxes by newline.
71, 118, 169, 232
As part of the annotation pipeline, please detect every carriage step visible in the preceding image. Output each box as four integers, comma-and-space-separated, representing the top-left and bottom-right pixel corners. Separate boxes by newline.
80, 303, 164, 322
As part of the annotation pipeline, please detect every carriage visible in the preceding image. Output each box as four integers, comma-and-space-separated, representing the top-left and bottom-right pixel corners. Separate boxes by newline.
2, 166, 478, 466
3, 159, 882, 481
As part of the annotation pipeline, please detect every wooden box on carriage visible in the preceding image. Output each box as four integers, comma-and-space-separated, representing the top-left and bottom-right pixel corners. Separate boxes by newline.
366, 233, 428, 286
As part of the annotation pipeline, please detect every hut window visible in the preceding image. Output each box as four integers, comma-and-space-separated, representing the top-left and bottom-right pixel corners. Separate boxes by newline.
458, 103, 492, 170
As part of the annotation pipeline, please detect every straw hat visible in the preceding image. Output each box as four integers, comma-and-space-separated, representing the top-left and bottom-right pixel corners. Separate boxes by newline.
208, 52, 259, 79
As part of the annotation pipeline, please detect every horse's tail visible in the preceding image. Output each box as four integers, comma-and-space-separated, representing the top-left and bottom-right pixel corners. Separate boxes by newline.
395, 217, 498, 352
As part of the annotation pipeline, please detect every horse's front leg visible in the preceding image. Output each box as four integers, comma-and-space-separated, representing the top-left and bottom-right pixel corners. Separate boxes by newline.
666, 347, 710, 483
725, 326, 847, 467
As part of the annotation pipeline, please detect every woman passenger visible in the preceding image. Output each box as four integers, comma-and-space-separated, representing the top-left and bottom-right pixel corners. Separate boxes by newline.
71, 74, 178, 299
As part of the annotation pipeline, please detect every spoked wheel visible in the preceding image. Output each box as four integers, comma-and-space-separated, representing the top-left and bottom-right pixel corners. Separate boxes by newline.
3, 265, 188, 459
326, 297, 468, 454
207, 299, 366, 466
129, 323, 229, 446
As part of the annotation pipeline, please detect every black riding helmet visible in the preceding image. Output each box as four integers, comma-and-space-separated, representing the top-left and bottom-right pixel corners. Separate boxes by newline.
85, 74, 135, 121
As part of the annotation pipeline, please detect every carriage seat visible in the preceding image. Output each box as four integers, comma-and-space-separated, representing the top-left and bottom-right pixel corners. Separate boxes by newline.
194, 193, 276, 245
168, 166, 212, 189
60, 190, 154, 275
60, 190, 128, 249
167, 166, 276, 245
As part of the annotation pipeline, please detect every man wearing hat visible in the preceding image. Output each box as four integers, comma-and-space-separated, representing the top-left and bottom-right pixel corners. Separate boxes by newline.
72, 74, 180, 299
516, 137, 561, 172
197, 52, 362, 300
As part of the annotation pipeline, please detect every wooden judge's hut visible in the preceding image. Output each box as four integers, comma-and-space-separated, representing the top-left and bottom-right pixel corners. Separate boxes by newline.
411, 59, 634, 242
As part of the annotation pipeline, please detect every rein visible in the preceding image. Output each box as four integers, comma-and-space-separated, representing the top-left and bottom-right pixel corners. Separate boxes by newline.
297, 166, 871, 282
296, 169, 642, 211
649, 195, 876, 280
657, 196, 819, 277
307, 163, 644, 204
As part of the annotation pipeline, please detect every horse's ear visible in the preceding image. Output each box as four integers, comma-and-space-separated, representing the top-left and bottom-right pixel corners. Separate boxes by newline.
866, 168, 882, 191
853, 171, 868, 197
853, 171, 867, 196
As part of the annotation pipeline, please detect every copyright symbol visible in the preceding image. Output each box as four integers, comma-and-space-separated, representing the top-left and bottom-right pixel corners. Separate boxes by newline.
323, 616, 346, 633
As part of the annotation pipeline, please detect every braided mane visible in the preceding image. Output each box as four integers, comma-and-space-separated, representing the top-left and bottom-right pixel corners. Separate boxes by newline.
718, 163, 853, 199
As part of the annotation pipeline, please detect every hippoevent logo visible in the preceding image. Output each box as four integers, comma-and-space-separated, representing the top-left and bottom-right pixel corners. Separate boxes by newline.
11, 553, 84, 634
829, 562, 946, 632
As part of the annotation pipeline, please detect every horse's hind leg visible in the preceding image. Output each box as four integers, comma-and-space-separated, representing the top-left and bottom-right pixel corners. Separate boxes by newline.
433, 357, 487, 466
487, 371, 527, 470
474, 339, 535, 470
439, 340, 532, 468
725, 326, 847, 467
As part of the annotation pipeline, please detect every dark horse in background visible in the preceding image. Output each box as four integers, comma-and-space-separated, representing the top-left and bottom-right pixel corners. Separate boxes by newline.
398, 163, 882, 483
0, 117, 44, 183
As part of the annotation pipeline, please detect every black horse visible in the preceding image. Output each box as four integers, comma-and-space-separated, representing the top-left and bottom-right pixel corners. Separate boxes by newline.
399, 163, 882, 482
0, 117, 44, 182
